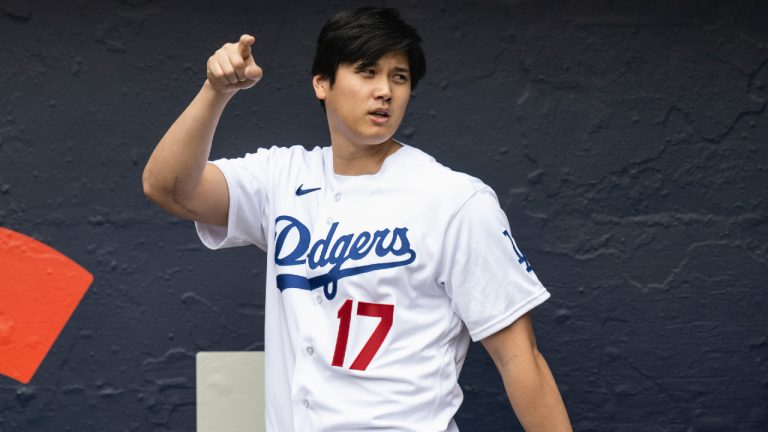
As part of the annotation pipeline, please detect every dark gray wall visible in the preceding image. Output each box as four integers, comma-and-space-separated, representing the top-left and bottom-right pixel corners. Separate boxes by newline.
1, 0, 766, 430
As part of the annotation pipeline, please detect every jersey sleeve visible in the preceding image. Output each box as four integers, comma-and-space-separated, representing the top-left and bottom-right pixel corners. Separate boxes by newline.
194, 147, 273, 251
437, 187, 550, 342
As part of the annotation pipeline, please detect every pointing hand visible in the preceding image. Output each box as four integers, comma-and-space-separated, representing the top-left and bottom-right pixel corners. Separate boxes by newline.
206, 34, 263, 94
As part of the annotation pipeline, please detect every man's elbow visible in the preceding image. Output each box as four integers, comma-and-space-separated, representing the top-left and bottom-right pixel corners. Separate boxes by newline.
142, 172, 201, 222
141, 169, 182, 213
142, 169, 165, 205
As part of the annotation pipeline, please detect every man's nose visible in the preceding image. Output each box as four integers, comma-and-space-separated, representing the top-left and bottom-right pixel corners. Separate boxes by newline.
373, 77, 392, 101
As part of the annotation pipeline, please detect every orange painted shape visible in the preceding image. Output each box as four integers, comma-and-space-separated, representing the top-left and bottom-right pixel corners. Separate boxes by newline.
0, 227, 93, 384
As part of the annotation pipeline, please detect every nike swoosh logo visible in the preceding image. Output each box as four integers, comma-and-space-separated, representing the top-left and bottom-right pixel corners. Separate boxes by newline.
296, 184, 321, 196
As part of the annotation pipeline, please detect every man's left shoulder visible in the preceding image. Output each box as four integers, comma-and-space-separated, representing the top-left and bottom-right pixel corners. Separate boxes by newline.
402, 145, 490, 196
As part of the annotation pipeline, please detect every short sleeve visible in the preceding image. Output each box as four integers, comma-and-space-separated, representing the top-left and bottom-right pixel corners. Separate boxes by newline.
194, 147, 273, 251
437, 187, 550, 341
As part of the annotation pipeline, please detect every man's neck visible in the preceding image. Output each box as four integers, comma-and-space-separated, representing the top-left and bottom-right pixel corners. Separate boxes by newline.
331, 139, 402, 176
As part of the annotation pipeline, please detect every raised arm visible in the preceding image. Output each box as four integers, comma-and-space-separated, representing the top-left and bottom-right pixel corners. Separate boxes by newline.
142, 34, 263, 226
481, 313, 573, 431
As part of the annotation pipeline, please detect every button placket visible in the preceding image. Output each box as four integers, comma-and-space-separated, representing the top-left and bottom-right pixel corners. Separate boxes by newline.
322, 185, 338, 225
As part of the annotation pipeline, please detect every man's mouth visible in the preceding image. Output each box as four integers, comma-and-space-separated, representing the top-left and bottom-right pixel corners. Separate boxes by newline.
369, 109, 390, 118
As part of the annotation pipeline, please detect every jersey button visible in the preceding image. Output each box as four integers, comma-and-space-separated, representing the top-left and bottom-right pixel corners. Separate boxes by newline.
306, 346, 314, 355
302, 399, 310, 409
315, 294, 322, 304
334, 193, 341, 201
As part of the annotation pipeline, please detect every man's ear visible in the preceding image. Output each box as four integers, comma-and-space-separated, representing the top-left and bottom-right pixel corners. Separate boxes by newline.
312, 75, 328, 100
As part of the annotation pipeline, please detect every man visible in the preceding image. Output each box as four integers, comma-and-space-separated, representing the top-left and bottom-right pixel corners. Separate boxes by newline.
143, 7, 572, 431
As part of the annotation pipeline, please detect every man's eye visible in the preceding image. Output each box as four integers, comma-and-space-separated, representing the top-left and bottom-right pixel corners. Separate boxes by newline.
359, 69, 375, 76
394, 74, 409, 82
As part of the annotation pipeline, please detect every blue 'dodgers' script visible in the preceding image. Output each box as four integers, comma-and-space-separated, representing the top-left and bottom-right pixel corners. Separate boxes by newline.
274, 215, 416, 300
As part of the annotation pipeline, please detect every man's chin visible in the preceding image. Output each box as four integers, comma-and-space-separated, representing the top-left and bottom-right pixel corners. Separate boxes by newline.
352, 130, 396, 146
364, 136, 397, 147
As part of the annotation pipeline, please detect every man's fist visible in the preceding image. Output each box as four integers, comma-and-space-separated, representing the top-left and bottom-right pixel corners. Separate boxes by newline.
206, 34, 263, 94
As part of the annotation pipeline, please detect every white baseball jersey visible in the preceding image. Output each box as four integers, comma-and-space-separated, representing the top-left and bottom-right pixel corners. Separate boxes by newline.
195, 142, 550, 431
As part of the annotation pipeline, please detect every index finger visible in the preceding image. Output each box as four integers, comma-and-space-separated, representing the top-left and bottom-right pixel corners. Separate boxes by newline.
238, 34, 255, 59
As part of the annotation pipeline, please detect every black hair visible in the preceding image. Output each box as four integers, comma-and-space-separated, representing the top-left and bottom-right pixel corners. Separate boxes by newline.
311, 7, 426, 107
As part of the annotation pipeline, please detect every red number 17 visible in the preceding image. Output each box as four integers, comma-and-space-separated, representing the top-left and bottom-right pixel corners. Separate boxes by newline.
331, 299, 394, 371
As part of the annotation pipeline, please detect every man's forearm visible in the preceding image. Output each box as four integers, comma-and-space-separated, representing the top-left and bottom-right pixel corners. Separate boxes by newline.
500, 349, 572, 431
142, 80, 234, 203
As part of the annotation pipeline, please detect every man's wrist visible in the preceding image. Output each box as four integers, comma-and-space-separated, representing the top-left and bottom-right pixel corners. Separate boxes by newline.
200, 79, 238, 105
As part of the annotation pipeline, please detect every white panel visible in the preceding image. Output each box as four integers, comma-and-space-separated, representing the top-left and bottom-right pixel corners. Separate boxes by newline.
197, 351, 265, 432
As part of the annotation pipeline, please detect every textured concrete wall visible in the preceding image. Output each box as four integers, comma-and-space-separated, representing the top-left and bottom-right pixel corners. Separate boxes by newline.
1, 0, 766, 430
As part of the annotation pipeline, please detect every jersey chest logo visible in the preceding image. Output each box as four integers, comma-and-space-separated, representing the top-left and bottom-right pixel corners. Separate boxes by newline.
274, 215, 416, 300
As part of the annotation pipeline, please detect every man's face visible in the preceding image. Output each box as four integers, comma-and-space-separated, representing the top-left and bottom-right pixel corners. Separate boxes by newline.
313, 51, 412, 147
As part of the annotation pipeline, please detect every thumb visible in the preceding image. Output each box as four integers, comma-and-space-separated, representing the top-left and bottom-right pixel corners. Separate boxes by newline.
244, 57, 262, 80
246, 66, 263, 82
